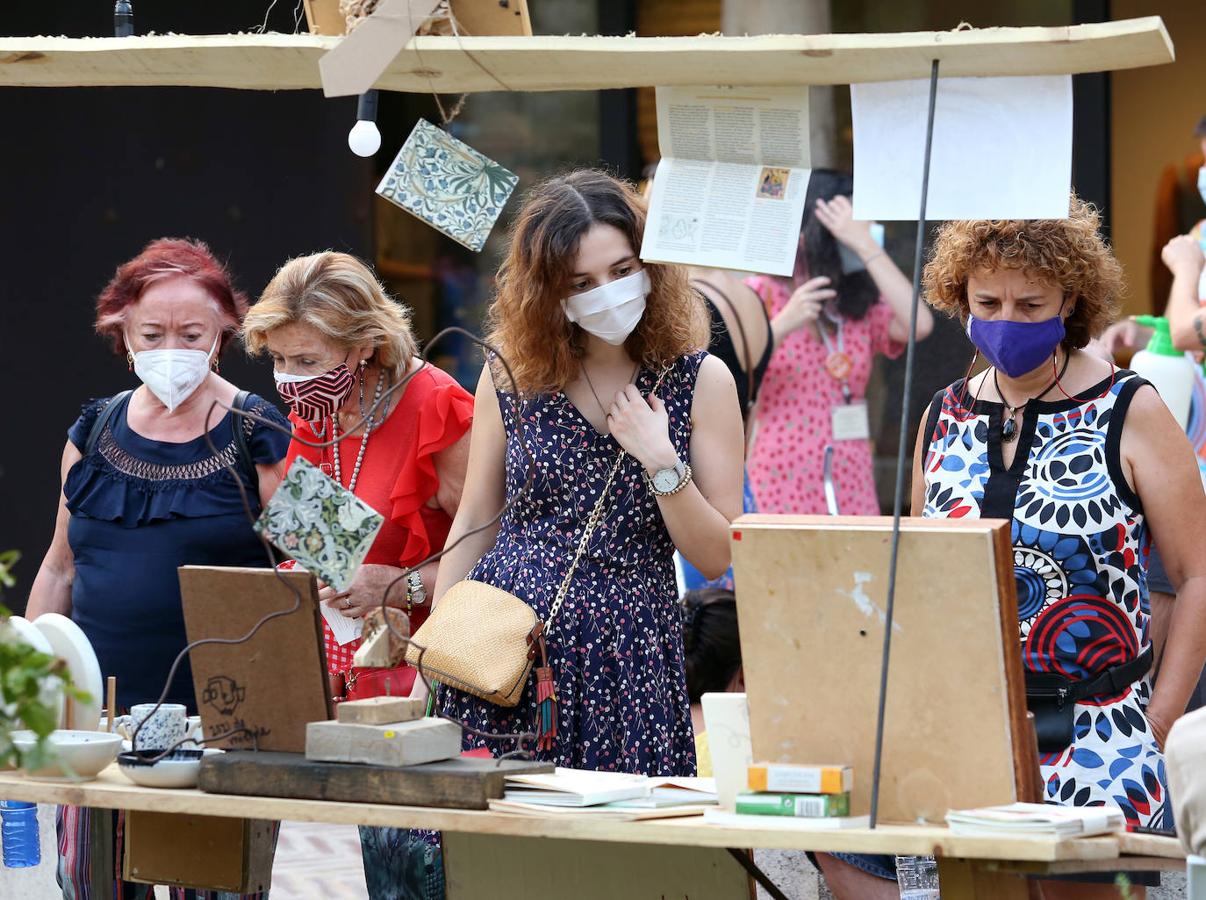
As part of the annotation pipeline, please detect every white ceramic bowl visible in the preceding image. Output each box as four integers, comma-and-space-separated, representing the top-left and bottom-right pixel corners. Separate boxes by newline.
117, 748, 223, 789
12, 729, 123, 782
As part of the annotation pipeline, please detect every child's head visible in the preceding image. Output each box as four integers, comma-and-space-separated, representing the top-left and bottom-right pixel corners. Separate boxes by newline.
682, 588, 743, 703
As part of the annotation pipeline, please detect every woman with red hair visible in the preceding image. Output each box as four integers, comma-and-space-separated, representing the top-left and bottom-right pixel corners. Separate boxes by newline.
27, 237, 290, 900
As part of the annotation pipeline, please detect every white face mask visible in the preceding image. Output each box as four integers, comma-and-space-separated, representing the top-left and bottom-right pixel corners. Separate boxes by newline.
562, 270, 650, 346
127, 333, 219, 413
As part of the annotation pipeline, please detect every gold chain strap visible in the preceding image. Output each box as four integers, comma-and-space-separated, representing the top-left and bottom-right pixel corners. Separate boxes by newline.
543, 366, 672, 636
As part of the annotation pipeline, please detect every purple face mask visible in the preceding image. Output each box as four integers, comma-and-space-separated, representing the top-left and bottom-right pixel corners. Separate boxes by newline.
967, 314, 1066, 378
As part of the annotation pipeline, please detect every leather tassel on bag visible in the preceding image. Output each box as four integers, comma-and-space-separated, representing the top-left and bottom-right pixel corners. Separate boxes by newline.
535, 638, 557, 752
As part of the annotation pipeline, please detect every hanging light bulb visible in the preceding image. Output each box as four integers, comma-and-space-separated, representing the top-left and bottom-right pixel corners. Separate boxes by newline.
347, 91, 381, 157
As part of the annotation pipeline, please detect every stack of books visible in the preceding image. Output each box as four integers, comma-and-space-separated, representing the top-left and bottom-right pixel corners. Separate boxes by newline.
488, 768, 719, 821
945, 802, 1126, 838
704, 762, 869, 829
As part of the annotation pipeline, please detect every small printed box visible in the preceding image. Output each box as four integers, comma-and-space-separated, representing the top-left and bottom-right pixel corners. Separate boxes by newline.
735, 792, 850, 818
747, 763, 853, 795
375, 118, 518, 252
253, 457, 383, 592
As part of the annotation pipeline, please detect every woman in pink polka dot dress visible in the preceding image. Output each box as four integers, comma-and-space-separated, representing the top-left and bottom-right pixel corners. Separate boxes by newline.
745, 170, 933, 515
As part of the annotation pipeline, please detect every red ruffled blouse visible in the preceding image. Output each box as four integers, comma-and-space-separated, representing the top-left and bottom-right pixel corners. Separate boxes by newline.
284, 363, 474, 676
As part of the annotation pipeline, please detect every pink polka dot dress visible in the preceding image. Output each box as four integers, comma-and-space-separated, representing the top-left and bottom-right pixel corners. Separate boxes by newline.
745, 275, 903, 515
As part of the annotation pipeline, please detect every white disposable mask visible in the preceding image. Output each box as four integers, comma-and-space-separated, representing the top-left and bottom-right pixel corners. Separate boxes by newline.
562, 270, 651, 345
127, 333, 219, 413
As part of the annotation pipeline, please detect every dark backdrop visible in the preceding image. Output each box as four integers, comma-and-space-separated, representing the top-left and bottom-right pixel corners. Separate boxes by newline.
0, 3, 373, 608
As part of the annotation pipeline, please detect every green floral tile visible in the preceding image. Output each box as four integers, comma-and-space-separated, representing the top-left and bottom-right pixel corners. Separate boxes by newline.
254, 458, 383, 592
375, 118, 518, 252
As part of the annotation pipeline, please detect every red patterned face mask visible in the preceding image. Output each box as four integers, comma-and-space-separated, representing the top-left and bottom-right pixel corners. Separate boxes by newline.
275, 364, 356, 422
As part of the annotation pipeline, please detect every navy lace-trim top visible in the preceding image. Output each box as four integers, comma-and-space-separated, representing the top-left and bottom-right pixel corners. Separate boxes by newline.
63, 393, 290, 712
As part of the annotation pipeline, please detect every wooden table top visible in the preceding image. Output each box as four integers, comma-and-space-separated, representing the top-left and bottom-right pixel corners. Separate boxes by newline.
0, 766, 1184, 864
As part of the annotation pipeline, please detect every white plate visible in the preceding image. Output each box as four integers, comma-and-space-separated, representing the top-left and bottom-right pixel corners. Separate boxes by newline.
5, 617, 65, 726
33, 614, 103, 732
6, 616, 53, 655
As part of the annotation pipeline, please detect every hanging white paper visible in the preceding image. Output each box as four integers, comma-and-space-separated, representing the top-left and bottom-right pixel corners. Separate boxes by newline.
851, 75, 1072, 221
641, 86, 811, 277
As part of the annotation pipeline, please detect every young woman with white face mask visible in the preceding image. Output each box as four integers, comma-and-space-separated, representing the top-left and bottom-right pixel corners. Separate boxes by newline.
416, 170, 744, 775
27, 238, 291, 900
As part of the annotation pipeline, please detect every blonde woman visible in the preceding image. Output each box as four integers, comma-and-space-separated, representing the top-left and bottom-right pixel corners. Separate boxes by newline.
243, 252, 473, 696
244, 252, 473, 900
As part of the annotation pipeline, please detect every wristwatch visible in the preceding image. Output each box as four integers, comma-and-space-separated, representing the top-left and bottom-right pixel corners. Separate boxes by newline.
405, 570, 427, 610
644, 458, 693, 496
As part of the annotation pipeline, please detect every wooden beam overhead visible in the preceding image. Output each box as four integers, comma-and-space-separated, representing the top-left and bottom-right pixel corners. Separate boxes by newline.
0, 18, 1173, 94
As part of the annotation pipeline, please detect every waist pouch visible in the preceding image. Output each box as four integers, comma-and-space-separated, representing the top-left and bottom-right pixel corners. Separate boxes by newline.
1024, 647, 1153, 754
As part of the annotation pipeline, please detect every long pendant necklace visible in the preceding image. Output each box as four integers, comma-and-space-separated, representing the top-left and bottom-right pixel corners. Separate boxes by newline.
332, 368, 385, 492
993, 353, 1071, 443
581, 362, 641, 427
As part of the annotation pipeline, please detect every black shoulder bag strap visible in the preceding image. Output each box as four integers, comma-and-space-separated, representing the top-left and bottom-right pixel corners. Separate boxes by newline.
230, 390, 259, 493
84, 391, 134, 456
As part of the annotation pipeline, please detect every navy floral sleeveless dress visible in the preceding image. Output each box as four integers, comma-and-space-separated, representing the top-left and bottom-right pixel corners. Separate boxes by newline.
367, 355, 705, 900
921, 369, 1169, 829
438, 352, 703, 774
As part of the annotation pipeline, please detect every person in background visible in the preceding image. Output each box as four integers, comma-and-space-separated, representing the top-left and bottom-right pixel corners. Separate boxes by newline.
641, 162, 770, 592
1148, 114, 1206, 314
681, 588, 743, 778
1096, 206, 1206, 715
27, 238, 291, 900
745, 169, 933, 515
242, 251, 473, 900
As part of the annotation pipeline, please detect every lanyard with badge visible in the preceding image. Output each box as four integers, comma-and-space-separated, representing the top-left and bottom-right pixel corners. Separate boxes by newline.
819, 311, 871, 442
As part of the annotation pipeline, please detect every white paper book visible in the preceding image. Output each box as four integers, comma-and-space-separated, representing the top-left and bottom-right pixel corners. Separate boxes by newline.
503, 768, 651, 807
489, 800, 708, 821
640, 86, 811, 277
610, 778, 719, 809
945, 803, 1125, 838
703, 809, 871, 830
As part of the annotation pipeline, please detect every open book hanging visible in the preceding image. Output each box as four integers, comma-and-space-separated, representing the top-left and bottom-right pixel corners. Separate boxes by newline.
376, 119, 518, 251
253, 457, 383, 592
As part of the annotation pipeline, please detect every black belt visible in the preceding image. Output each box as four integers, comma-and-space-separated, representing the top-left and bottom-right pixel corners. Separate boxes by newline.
1061, 646, 1154, 702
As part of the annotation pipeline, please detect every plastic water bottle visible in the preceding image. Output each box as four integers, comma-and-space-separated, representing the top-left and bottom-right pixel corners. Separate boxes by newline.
895, 854, 940, 898
0, 801, 41, 868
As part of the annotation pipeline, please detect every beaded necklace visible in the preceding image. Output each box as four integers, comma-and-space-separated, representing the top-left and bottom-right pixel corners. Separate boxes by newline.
331, 368, 385, 492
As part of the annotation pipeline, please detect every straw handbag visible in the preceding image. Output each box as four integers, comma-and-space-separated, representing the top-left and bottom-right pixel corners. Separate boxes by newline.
405, 448, 629, 746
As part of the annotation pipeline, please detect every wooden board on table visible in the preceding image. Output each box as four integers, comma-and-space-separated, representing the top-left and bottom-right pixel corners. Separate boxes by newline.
198, 751, 552, 810
180, 567, 330, 754
731, 516, 1032, 825
444, 833, 753, 900
305, 717, 462, 767
0, 18, 1173, 93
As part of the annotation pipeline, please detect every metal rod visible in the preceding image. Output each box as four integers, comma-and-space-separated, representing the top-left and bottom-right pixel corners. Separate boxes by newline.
868, 57, 940, 829
726, 849, 790, 900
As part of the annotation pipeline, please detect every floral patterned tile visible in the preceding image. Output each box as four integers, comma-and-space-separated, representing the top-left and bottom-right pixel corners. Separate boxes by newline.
254, 457, 383, 592
375, 118, 518, 252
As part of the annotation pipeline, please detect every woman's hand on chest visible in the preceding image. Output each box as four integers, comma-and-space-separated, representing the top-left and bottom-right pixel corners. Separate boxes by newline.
606, 384, 678, 474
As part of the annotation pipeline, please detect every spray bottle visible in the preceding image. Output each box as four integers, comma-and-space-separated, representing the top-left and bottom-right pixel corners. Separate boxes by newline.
1130, 315, 1195, 430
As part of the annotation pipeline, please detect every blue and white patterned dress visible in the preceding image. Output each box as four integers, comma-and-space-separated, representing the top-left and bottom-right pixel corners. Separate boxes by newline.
920, 369, 1170, 829
438, 353, 703, 774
